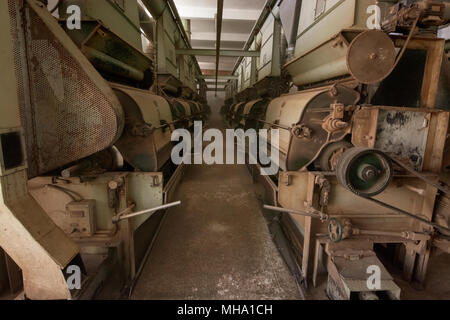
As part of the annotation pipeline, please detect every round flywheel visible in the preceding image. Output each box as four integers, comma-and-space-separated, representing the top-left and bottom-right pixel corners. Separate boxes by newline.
347, 30, 396, 84
336, 147, 393, 197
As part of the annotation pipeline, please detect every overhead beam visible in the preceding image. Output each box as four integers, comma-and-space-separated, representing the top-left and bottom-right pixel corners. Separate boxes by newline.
198, 75, 238, 80
206, 88, 226, 92
204, 80, 230, 85
215, 0, 224, 94
198, 62, 235, 71
190, 32, 248, 42
176, 6, 261, 21
176, 49, 260, 57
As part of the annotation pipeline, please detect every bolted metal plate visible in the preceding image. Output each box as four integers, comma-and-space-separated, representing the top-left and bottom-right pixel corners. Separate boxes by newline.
346, 30, 396, 84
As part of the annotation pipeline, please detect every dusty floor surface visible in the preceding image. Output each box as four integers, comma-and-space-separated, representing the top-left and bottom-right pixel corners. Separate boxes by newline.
130, 114, 450, 301
394, 254, 450, 300
131, 116, 301, 300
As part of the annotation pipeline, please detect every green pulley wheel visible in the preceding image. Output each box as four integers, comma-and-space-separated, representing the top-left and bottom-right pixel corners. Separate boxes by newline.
336, 148, 393, 197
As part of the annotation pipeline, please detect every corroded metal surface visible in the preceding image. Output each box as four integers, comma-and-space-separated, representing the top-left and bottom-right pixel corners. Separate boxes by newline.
347, 30, 396, 84
112, 84, 174, 172
10, 0, 124, 178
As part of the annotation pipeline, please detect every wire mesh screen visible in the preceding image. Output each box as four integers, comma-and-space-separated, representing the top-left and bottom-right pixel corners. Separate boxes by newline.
7, 0, 124, 178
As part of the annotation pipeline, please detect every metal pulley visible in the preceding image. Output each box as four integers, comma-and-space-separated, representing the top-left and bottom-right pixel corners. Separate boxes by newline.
328, 218, 343, 243
336, 148, 393, 197
346, 30, 397, 84
336, 148, 450, 233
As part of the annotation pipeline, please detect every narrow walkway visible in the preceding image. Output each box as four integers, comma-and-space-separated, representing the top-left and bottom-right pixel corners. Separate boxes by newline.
131, 116, 300, 300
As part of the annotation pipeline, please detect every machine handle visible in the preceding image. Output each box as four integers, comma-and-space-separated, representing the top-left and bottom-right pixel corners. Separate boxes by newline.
112, 201, 181, 223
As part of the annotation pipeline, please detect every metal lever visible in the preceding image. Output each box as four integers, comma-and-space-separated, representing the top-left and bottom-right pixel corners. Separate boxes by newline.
112, 201, 181, 223
263, 205, 328, 221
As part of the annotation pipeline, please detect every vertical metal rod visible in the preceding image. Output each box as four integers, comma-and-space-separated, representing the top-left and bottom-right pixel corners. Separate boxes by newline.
215, 0, 224, 96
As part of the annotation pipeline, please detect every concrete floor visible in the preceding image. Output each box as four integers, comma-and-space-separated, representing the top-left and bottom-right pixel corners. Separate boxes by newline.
394, 253, 450, 300
129, 103, 450, 301
131, 114, 301, 300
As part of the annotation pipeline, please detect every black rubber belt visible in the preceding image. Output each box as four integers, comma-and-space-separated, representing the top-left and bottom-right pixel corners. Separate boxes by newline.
352, 153, 450, 233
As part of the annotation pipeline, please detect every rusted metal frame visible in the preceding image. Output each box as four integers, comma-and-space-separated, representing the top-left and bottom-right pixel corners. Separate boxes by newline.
215, 0, 224, 94
299, 173, 316, 287
163, 163, 186, 203
414, 111, 449, 283
153, 118, 186, 130
391, 36, 446, 109
264, 205, 328, 220
352, 105, 449, 282
79, 22, 103, 48
312, 236, 328, 288
257, 119, 291, 131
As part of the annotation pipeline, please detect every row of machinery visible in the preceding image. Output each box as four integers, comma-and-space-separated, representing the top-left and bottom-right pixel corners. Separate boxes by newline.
222, 0, 450, 300
0, 0, 210, 299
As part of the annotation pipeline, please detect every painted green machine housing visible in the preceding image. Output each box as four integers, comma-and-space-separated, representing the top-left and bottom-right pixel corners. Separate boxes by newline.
60, 0, 199, 93
0, 0, 192, 299
154, 8, 198, 92
60, 0, 143, 50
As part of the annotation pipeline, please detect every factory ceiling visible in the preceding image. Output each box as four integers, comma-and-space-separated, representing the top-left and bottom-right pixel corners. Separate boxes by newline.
173, 0, 266, 88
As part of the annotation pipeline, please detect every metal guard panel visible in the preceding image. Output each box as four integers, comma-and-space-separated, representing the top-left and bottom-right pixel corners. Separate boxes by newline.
10, 0, 125, 177
111, 84, 173, 126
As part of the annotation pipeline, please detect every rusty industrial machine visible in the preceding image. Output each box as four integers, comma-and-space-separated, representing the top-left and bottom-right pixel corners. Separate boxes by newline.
1, 0, 449, 301
224, 0, 450, 300
0, 0, 211, 299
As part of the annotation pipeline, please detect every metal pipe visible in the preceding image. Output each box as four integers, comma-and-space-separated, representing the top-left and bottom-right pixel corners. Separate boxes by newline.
142, 0, 167, 20
61, 163, 84, 178
115, 201, 181, 221
198, 75, 239, 80
264, 205, 328, 220
257, 119, 291, 131
204, 80, 230, 85
215, 0, 224, 95
176, 49, 260, 57
182, 19, 191, 41
206, 88, 226, 92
